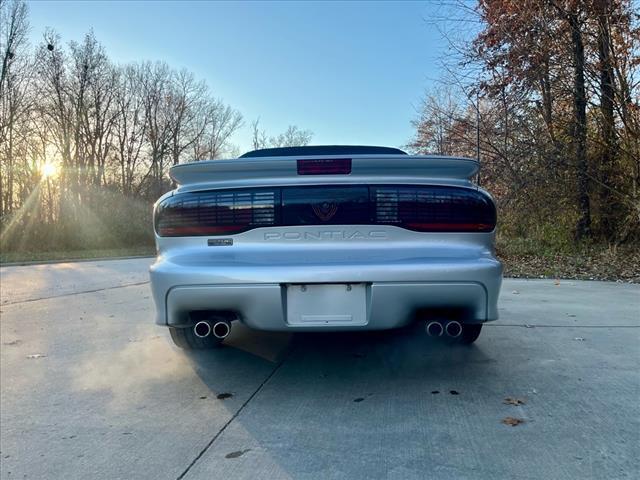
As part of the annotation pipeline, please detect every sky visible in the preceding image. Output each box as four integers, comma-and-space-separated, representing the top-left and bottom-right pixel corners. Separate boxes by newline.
26, 0, 456, 154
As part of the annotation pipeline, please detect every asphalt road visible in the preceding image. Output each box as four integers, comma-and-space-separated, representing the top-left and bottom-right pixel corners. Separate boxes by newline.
1, 259, 638, 480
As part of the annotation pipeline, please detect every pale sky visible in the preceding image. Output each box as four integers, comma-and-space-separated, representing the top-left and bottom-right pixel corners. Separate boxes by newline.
27, 0, 462, 153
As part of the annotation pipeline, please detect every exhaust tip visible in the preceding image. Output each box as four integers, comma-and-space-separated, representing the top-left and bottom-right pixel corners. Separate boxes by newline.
194, 321, 211, 338
212, 321, 231, 339
445, 321, 463, 338
425, 321, 444, 337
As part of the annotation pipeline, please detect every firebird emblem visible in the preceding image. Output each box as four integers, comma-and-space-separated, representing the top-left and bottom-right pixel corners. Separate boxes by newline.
312, 201, 338, 221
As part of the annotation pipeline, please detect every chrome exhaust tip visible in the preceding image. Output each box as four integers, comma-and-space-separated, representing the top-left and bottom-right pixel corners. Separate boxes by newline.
194, 321, 212, 338
445, 320, 463, 338
212, 320, 231, 339
425, 321, 444, 337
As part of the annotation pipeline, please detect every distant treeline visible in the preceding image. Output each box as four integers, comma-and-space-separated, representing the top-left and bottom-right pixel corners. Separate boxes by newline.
0, 0, 311, 253
409, 0, 639, 247
1, 0, 638, 258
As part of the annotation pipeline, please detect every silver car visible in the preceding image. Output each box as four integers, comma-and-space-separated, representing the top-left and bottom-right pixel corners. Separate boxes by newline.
150, 146, 502, 349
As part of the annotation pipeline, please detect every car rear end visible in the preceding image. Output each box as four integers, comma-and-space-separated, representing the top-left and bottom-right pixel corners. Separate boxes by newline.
149, 147, 502, 348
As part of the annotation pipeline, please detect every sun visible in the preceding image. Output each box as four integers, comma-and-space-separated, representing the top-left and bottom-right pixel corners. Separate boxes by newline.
40, 161, 60, 179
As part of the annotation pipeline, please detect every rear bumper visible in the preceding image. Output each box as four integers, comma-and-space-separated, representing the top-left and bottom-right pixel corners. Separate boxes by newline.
150, 255, 502, 331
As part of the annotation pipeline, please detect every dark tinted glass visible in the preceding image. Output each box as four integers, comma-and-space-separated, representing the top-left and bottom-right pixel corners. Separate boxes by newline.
282, 186, 369, 225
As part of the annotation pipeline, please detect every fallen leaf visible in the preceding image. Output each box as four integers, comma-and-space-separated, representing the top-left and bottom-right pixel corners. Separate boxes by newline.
225, 449, 250, 459
502, 417, 525, 427
503, 397, 526, 406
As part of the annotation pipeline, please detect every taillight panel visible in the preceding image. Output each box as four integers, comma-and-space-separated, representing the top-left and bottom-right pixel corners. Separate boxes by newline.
371, 186, 496, 233
155, 189, 279, 236
155, 185, 496, 237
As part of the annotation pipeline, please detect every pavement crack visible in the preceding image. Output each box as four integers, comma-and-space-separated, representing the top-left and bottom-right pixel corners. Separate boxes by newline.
1, 281, 150, 306
175, 353, 289, 480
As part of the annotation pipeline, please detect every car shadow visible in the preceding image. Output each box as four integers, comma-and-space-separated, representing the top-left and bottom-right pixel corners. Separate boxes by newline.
183, 320, 497, 400
176, 321, 503, 478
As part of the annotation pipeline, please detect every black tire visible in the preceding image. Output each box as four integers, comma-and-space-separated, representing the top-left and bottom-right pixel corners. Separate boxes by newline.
168, 326, 223, 350
460, 323, 482, 345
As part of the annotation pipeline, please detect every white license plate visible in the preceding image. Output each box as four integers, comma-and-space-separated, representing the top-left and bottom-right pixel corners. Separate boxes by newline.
286, 284, 367, 326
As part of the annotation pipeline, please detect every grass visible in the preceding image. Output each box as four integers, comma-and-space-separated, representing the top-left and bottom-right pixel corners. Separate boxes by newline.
0, 245, 155, 265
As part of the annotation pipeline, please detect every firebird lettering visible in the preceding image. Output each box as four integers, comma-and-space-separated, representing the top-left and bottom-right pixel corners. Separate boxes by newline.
263, 230, 388, 241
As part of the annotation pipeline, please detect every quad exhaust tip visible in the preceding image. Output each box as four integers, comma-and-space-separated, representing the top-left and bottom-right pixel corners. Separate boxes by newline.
212, 320, 231, 339
445, 320, 463, 338
425, 321, 444, 337
194, 321, 212, 338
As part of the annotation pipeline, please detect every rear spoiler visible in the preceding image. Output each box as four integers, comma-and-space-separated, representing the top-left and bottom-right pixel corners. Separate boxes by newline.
169, 155, 479, 188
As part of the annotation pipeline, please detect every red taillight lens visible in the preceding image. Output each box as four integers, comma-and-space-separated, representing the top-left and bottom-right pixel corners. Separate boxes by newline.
372, 186, 496, 232
155, 189, 278, 237
297, 158, 352, 175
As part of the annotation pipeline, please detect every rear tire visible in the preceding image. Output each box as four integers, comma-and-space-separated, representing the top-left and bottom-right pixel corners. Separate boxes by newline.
460, 324, 482, 345
168, 326, 223, 350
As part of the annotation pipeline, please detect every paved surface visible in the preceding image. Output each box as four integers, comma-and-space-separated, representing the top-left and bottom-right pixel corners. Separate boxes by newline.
0, 259, 638, 480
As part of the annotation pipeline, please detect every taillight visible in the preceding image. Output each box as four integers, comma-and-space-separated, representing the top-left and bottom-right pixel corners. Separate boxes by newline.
154, 185, 495, 237
297, 158, 352, 175
155, 189, 278, 237
372, 186, 496, 232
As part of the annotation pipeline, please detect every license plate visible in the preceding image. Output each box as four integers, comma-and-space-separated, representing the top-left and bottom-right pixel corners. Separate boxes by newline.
286, 284, 367, 326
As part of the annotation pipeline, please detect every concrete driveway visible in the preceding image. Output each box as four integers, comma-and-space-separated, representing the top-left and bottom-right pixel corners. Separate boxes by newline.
1, 259, 638, 480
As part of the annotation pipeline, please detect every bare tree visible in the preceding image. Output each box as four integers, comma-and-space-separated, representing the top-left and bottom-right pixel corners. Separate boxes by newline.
0, 0, 30, 215
0, 0, 28, 97
268, 125, 313, 148
139, 61, 173, 196
251, 117, 267, 150
113, 64, 146, 195
69, 32, 118, 188
408, 86, 468, 156
166, 68, 208, 166
0, 9, 327, 255
191, 98, 243, 160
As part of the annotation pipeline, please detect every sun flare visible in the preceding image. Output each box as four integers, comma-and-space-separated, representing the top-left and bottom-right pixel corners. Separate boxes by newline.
40, 161, 60, 179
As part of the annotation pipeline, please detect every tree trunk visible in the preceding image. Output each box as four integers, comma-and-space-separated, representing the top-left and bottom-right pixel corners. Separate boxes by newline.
569, 12, 591, 240
596, 0, 617, 239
